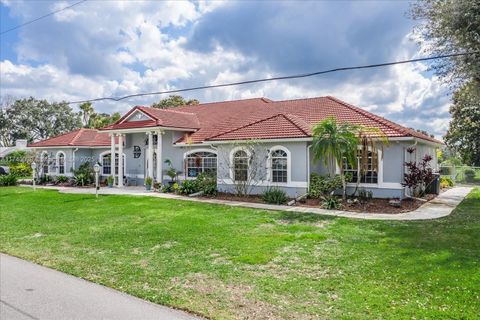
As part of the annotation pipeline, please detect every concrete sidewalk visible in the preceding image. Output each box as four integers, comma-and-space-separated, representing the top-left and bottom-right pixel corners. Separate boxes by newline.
22, 185, 473, 221
0, 254, 200, 320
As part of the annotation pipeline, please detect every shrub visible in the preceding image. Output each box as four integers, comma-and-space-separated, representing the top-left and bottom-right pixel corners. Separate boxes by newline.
464, 169, 476, 182
172, 182, 180, 193
402, 150, 434, 197
73, 162, 94, 186
39, 174, 52, 185
196, 173, 217, 196
309, 174, 343, 199
322, 196, 340, 210
440, 176, 454, 188
9, 163, 32, 177
56, 175, 69, 183
107, 175, 114, 185
74, 173, 89, 186
0, 174, 18, 186
179, 179, 199, 195
358, 188, 373, 203
261, 187, 288, 205
145, 176, 153, 186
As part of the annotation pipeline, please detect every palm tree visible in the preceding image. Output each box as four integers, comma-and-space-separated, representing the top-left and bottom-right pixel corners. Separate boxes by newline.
79, 102, 94, 128
352, 127, 389, 195
312, 117, 359, 200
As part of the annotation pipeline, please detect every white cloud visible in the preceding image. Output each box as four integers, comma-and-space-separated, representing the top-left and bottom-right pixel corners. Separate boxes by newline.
0, 1, 452, 139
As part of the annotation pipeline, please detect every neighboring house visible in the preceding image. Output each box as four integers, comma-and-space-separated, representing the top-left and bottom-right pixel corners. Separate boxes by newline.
0, 139, 29, 159
28, 96, 442, 198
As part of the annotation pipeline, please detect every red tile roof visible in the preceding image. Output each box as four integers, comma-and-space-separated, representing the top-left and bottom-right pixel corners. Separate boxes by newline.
101, 106, 200, 130
30, 96, 442, 147
28, 128, 114, 147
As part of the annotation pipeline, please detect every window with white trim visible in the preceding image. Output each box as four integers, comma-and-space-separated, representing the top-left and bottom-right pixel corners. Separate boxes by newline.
233, 150, 248, 182
270, 149, 288, 183
343, 150, 378, 184
102, 153, 119, 175
186, 152, 217, 177
58, 153, 65, 174
42, 153, 49, 174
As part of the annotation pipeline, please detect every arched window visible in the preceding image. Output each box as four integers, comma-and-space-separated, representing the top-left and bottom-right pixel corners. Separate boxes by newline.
271, 149, 288, 183
186, 151, 217, 177
233, 150, 248, 182
57, 152, 65, 174
42, 152, 49, 174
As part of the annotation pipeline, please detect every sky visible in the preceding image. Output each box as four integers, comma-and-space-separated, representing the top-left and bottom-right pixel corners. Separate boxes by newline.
0, 0, 452, 139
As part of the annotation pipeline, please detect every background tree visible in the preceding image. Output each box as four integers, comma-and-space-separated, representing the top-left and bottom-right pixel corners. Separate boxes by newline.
78, 101, 121, 129
151, 95, 199, 109
409, 0, 480, 166
0, 97, 81, 145
79, 102, 94, 127
444, 82, 480, 166
311, 117, 359, 200
409, 0, 480, 87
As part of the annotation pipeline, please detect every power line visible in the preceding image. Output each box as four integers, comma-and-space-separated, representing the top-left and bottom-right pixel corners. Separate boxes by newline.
0, 0, 87, 36
68, 51, 479, 105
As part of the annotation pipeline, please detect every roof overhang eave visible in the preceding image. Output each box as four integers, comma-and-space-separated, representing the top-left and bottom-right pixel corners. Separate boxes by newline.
99, 126, 197, 134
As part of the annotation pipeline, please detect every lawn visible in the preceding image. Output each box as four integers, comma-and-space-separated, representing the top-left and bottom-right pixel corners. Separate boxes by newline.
1, 187, 479, 319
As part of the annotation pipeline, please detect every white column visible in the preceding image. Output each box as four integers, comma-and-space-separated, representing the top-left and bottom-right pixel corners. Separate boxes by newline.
118, 134, 124, 187
156, 131, 162, 183
110, 133, 116, 184
147, 131, 154, 179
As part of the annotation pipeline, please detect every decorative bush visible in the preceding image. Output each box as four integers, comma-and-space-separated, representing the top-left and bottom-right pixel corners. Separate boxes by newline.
402, 150, 435, 197
261, 187, 288, 205
56, 175, 69, 183
39, 174, 52, 185
196, 173, 217, 196
145, 176, 153, 186
73, 162, 94, 186
464, 169, 476, 182
440, 176, 454, 188
74, 173, 88, 186
309, 174, 343, 199
9, 163, 32, 177
179, 179, 199, 195
322, 196, 340, 209
107, 175, 114, 185
357, 188, 373, 203
0, 174, 18, 186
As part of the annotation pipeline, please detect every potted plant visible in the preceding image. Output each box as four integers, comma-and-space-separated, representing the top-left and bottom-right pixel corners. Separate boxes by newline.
164, 159, 179, 186
107, 175, 114, 188
145, 176, 153, 191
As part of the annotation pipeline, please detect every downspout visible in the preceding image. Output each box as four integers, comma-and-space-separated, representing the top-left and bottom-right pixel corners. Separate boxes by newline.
72, 148, 79, 173
404, 139, 417, 198
307, 144, 312, 193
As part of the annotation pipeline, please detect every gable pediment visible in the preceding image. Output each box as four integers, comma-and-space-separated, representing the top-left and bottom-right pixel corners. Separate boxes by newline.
125, 110, 153, 122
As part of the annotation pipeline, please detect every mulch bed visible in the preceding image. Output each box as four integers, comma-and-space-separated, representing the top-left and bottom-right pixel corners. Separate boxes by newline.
300, 194, 437, 214
199, 192, 265, 204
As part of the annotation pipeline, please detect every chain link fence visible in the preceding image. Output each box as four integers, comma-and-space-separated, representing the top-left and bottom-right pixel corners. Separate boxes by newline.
439, 166, 480, 185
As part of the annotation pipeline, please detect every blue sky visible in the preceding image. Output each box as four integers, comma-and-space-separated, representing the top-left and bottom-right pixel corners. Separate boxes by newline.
0, 0, 451, 138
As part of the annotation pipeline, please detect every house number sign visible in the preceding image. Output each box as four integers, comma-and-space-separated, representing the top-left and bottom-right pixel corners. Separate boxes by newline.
133, 146, 141, 158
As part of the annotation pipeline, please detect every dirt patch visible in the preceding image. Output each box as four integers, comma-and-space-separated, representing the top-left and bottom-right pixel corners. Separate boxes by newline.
171, 273, 282, 319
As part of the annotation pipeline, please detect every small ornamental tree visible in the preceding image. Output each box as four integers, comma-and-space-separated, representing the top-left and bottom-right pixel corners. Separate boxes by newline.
402, 148, 435, 197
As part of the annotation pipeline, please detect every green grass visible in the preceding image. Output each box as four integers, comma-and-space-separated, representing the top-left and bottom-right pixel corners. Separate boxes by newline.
1, 187, 479, 319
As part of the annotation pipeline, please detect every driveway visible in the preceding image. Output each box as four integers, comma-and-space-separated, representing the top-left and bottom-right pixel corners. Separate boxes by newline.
0, 254, 200, 320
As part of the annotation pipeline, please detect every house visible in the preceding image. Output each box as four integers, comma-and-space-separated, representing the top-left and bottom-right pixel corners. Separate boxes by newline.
28, 96, 442, 198
0, 139, 29, 159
